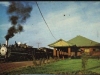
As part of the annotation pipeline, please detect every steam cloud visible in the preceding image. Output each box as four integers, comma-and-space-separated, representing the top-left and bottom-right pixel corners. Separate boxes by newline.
5, 1, 32, 41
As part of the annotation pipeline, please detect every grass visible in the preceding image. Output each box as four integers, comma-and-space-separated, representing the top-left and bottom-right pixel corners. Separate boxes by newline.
3, 59, 100, 74
87, 59, 100, 73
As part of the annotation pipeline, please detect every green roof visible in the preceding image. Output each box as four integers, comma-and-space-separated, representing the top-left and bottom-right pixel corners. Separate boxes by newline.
48, 39, 74, 47
67, 35, 100, 47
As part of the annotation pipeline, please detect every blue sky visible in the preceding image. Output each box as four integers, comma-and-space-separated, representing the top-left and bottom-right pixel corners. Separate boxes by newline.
0, 1, 100, 48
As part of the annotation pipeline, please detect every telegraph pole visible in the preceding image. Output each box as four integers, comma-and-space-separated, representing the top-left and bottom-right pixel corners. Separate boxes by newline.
37, 43, 41, 48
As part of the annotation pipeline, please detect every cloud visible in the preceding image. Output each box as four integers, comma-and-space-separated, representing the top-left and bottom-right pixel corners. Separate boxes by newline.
38, 2, 100, 42
0, 2, 10, 7
1, 2, 100, 47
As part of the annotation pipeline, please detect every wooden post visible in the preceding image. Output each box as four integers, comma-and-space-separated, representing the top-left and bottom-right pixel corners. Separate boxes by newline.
59, 50, 60, 58
62, 51, 64, 60
57, 50, 59, 59
68, 47, 71, 57
53, 48, 57, 57
60, 50, 62, 59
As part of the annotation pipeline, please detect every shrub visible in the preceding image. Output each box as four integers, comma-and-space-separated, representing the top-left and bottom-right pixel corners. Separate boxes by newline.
32, 56, 37, 66
81, 52, 89, 71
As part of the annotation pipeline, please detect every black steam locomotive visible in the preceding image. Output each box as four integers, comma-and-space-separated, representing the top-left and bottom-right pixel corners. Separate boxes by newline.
0, 42, 53, 62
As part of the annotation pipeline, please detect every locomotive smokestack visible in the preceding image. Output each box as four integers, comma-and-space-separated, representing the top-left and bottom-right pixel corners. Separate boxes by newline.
6, 40, 8, 46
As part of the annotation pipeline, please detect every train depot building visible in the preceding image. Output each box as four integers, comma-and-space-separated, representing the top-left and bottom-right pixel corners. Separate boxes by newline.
48, 35, 100, 59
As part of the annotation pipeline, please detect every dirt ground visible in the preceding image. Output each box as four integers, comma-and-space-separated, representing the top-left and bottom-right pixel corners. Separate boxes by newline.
0, 59, 50, 74
0, 61, 33, 73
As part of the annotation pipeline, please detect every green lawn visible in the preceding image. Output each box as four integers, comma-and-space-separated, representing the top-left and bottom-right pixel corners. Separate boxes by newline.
5, 59, 100, 74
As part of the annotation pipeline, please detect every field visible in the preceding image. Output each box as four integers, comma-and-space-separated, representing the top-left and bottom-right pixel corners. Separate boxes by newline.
3, 59, 100, 74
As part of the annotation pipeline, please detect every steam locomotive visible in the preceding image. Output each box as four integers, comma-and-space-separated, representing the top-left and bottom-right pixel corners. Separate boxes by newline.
0, 42, 53, 62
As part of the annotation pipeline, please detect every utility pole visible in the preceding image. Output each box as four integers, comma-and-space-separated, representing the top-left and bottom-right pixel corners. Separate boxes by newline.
37, 42, 41, 48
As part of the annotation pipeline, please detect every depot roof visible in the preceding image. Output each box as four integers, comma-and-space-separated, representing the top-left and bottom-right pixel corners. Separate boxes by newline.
67, 35, 100, 47
48, 39, 74, 47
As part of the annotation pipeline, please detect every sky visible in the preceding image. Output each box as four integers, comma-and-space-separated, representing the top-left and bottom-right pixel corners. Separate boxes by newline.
0, 1, 100, 48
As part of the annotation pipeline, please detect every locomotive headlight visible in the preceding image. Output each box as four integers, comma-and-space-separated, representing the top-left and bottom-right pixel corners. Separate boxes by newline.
0, 46, 7, 56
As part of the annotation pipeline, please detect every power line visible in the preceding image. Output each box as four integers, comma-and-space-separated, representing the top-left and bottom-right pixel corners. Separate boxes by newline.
35, 1, 57, 40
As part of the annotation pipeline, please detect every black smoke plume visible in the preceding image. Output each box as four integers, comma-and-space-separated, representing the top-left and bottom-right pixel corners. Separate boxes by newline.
5, 1, 32, 41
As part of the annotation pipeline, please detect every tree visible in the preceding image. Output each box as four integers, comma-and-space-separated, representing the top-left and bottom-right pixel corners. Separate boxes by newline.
81, 51, 89, 71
